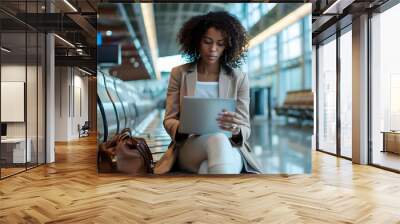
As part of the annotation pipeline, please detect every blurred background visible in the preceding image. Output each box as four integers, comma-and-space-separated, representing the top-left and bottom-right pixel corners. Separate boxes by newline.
97, 3, 313, 174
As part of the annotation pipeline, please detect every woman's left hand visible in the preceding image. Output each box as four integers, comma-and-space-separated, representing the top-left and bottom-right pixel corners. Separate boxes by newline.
216, 110, 246, 135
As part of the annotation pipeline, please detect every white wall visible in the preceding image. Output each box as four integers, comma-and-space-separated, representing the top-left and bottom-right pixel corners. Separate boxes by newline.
54, 67, 89, 141
1, 64, 46, 164
55, 66, 69, 141
1, 65, 38, 137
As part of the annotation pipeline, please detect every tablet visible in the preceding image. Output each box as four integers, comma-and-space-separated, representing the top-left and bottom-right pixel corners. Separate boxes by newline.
178, 96, 236, 136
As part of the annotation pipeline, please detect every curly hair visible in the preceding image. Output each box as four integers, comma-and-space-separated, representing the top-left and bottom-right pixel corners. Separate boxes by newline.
177, 11, 249, 71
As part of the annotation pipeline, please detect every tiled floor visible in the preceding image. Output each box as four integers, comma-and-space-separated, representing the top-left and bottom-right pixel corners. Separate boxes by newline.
140, 110, 313, 174
248, 116, 312, 174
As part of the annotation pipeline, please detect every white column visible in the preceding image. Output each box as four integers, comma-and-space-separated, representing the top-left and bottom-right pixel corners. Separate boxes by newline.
46, 33, 55, 163
352, 14, 369, 164
45, 1, 55, 163
312, 45, 317, 150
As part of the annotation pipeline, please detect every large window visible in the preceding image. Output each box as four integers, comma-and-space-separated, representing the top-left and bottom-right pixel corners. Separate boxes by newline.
281, 22, 302, 61
317, 37, 337, 154
279, 67, 302, 105
304, 15, 312, 89
371, 3, 400, 171
249, 46, 261, 74
262, 36, 277, 68
248, 3, 261, 28
340, 28, 352, 158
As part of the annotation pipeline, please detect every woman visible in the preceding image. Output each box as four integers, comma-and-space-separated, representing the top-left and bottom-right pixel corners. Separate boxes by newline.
154, 11, 263, 174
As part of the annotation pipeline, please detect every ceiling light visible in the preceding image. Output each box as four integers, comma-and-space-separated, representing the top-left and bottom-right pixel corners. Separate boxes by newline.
106, 30, 112, 36
133, 62, 139, 68
141, 3, 160, 80
63, 0, 78, 12
54, 34, 75, 48
1, 47, 11, 53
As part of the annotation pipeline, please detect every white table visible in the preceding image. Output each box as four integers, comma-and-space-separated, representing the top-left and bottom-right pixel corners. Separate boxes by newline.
1, 138, 31, 163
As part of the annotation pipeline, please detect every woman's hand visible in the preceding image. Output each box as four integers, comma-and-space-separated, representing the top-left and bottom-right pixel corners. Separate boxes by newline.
216, 110, 246, 135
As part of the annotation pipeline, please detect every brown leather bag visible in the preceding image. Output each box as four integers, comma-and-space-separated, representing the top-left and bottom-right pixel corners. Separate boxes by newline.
97, 131, 126, 173
115, 135, 154, 174
97, 128, 154, 174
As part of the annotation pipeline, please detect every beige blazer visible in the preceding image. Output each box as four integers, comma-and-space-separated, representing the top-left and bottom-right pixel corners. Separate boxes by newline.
153, 62, 263, 174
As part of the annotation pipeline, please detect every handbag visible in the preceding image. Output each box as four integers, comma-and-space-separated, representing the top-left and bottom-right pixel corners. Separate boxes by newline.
97, 130, 126, 173
97, 128, 154, 174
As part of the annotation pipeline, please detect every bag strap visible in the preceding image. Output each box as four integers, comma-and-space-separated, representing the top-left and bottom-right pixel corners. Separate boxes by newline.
126, 137, 154, 173
131, 137, 154, 173
120, 128, 132, 136
138, 139, 154, 173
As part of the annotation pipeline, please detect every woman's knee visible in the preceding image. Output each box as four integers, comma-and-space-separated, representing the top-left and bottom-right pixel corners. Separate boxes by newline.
204, 133, 230, 146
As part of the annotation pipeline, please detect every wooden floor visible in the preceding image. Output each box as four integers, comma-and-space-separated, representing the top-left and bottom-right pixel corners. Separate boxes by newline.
1, 136, 400, 223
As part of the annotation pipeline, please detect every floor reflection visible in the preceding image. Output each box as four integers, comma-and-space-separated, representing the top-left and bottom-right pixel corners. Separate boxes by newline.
248, 117, 312, 174
147, 110, 312, 174
372, 151, 400, 171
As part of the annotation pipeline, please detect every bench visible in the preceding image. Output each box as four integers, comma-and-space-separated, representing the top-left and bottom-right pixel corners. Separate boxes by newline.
275, 90, 313, 124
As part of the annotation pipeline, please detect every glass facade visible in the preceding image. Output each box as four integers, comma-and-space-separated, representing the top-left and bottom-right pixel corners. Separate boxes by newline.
248, 3, 261, 28
317, 37, 337, 154
262, 36, 277, 68
315, 28, 352, 158
371, 3, 400, 171
315, 1, 400, 172
339, 29, 352, 158
233, 2, 312, 115
0, 1, 47, 179
281, 22, 302, 61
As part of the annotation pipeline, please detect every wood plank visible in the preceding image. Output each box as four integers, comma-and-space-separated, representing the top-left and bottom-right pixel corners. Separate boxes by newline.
0, 135, 399, 223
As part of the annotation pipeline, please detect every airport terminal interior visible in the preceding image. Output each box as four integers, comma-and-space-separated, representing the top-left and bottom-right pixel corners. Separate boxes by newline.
1, 0, 400, 222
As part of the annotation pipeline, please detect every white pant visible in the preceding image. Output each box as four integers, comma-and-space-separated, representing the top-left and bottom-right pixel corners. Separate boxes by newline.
178, 133, 243, 174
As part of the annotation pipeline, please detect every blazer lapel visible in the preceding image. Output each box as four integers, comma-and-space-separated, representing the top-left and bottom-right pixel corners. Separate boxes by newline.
185, 63, 197, 97
219, 66, 231, 98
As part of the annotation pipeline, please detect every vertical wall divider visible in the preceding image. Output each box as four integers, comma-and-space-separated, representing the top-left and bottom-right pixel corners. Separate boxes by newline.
0, 18, 2, 179
44, 0, 49, 165
301, 17, 306, 89
315, 44, 319, 151
44, 33, 47, 164
367, 11, 373, 165
25, 0, 28, 171
336, 23, 341, 157
73, 68, 75, 118
69, 69, 71, 118
36, 0, 39, 168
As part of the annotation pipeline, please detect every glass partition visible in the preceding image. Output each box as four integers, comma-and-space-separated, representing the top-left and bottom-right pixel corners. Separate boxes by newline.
317, 36, 337, 154
0, 0, 46, 179
339, 28, 352, 158
1, 25, 28, 177
371, 3, 400, 171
